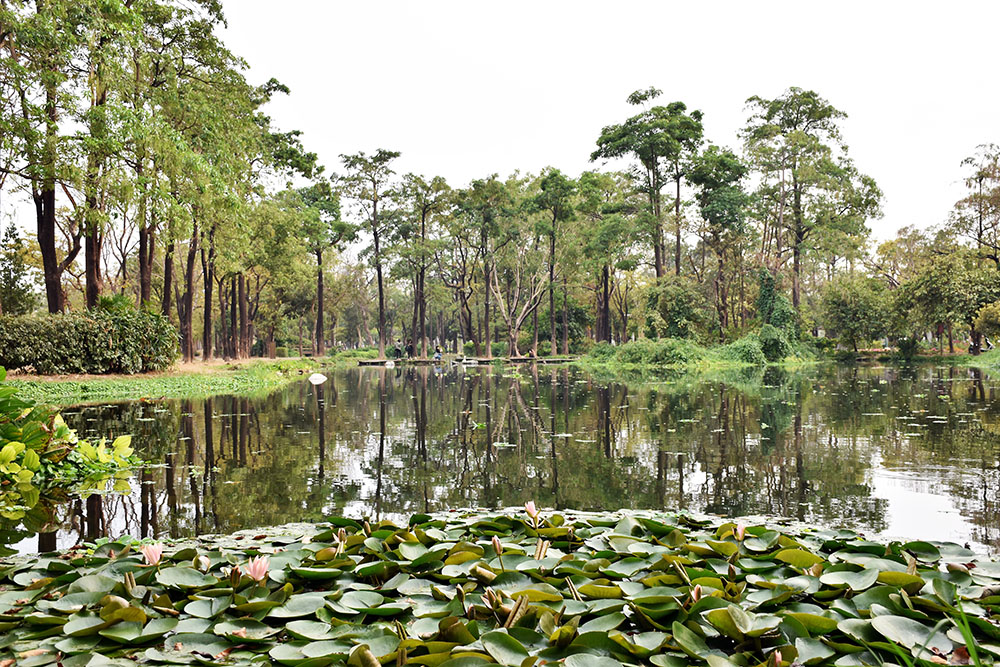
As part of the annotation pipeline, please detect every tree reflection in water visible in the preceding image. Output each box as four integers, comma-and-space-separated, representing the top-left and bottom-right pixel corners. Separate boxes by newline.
20, 363, 1000, 554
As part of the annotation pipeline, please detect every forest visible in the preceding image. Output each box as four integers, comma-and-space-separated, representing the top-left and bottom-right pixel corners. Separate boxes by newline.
2, 0, 1000, 367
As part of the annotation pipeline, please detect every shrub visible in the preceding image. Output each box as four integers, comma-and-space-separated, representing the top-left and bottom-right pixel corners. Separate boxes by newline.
0, 309, 177, 375
758, 324, 791, 362
721, 335, 766, 366
617, 340, 659, 365
894, 336, 920, 360
275, 346, 289, 358
588, 341, 617, 361
647, 275, 713, 340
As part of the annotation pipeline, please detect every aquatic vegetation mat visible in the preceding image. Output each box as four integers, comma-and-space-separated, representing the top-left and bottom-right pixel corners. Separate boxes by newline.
2, 509, 1000, 666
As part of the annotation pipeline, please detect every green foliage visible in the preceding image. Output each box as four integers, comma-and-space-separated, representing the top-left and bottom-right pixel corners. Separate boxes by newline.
758, 323, 792, 362
0, 508, 996, 664
720, 334, 767, 366
0, 368, 140, 552
0, 223, 37, 316
0, 309, 177, 374
975, 301, 1000, 339
647, 275, 712, 340
756, 269, 797, 336
822, 275, 888, 351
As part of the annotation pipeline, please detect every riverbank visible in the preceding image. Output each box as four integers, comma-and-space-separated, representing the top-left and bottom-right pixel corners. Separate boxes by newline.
1, 508, 996, 666
4, 353, 370, 405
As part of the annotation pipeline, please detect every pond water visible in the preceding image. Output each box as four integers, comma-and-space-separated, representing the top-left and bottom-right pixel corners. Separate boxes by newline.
10, 363, 1000, 555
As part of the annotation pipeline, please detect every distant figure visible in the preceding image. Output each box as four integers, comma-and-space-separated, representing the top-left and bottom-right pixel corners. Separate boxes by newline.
393, 340, 402, 359
405, 339, 414, 358
433, 345, 442, 361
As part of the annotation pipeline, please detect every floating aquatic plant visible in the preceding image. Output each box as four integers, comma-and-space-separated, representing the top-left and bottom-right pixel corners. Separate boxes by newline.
1, 507, 999, 666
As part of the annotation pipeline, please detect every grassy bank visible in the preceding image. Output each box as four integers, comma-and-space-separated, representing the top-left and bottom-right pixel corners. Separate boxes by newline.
0, 508, 997, 666
574, 337, 818, 376
5, 350, 374, 405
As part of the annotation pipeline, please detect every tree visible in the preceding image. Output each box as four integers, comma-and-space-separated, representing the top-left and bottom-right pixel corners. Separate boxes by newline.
689, 145, 749, 339
533, 168, 575, 355
298, 179, 354, 356
340, 149, 401, 359
592, 88, 702, 278
822, 275, 887, 351
0, 223, 37, 315
742, 87, 881, 309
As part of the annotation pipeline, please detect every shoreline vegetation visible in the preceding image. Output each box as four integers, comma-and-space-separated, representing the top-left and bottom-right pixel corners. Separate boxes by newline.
4, 352, 375, 406
1, 507, 998, 666
9, 341, 1000, 407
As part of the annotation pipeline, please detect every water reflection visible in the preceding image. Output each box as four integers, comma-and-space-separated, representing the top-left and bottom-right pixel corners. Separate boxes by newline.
15, 363, 1000, 554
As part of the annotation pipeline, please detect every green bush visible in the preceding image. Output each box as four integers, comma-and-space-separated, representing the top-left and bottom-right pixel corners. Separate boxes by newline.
588, 341, 617, 361
721, 335, 766, 366
894, 336, 920, 360
275, 346, 289, 358
758, 324, 791, 362
0, 309, 177, 374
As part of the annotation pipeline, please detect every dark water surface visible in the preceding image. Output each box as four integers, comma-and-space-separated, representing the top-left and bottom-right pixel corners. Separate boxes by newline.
13, 363, 1000, 554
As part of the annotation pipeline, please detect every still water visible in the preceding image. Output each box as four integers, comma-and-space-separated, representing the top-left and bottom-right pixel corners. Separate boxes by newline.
12, 363, 1000, 554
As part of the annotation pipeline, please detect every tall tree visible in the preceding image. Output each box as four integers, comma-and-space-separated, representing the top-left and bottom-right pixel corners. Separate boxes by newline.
340, 149, 400, 359
689, 145, 749, 338
592, 88, 702, 278
533, 168, 575, 356
298, 179, 353, 356
742, 87, 881, 309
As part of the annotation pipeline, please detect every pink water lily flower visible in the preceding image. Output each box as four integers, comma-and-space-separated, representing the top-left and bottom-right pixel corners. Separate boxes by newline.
140, 543, 163, 566
690, 584, 703, 602
735, 523, 747, 541
244, 555, 270, 583
524, 501, 538, 519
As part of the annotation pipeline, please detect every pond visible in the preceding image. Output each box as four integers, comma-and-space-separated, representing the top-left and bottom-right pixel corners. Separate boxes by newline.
9, 363, 1000, 555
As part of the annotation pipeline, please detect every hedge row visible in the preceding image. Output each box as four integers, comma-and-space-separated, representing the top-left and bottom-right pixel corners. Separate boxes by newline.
0, 310, 177, 374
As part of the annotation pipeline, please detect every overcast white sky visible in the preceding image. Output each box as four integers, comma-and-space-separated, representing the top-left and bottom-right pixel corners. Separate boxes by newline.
225, 2, 994, 240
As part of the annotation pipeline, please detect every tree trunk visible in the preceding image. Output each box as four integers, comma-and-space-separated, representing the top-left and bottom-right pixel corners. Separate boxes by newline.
315, 249, 325, 356
180, 224, 198, 362
200, 224, 215, 361
37, 80, 63, 313
484, 261, 492, 359
229, 276, 237, 358
561, 275, 569, 355
238, 273, 248, 359
549, 232, 556, 356
602, 264, 611, 343
162, 240, 174, 317
138, 207, 155, 306
674, 171, 682, 276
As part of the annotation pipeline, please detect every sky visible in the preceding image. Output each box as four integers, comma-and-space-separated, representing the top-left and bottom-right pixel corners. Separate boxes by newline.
207, 2, 997, 241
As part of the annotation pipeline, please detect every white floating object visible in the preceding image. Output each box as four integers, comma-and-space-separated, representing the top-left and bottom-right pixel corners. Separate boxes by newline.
308, 373, 328, 385
385, 360, 396, 369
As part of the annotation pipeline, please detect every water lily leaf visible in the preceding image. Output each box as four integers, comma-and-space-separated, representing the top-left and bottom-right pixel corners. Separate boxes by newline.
286, 619, 336, 641
671, 621, 722, 658
64, 612, 109, 636
155, 566, 218, 589
564, 655, 624, 667
819, 568, 879, 591
301, 640, 352, 659
870, 615, 952, 652
579, 612, 626, 634
795, 637, 835, 665
269, 642, 311, 665
876, 571, 925, 593
775, 549, 823, 569
184, 595, 232, 619
213, 618, 281, 642
578, 584, 622, 599
784, 613, 838, 635
481, 630, 529, 666
269, 593, 329, 619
